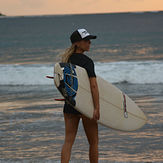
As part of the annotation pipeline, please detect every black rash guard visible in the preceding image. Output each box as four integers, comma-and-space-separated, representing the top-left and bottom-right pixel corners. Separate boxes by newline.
63, 53, 96, 115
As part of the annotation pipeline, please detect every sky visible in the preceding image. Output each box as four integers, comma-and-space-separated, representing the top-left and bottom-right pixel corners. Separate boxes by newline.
0, 0, 163, 16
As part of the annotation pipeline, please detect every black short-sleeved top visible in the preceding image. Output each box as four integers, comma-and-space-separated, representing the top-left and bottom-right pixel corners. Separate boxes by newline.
63, 53, 96, 114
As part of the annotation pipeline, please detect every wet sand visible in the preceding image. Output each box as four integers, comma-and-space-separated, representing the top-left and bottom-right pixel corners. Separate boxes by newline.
0, 85, 163, 162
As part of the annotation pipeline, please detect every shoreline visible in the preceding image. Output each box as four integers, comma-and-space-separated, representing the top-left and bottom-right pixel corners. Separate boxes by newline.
0, 57, 163, 65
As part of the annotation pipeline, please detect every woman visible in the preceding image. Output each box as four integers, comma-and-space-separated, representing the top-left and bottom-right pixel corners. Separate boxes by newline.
61, 28, 100, 163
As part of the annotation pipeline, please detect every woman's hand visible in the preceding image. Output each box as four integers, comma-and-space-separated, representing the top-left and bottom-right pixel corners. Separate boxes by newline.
93, 108, 100, 121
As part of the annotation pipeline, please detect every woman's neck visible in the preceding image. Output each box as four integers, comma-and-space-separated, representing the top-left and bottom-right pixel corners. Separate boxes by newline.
75, 48, 84, 54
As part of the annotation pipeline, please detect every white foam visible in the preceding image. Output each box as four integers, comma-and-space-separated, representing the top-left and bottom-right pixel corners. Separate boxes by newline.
95, 60, 163, 84
0, 64, 54, 85
0, 61, 163, 85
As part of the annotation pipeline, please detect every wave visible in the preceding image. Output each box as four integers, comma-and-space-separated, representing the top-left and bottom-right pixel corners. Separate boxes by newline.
0, 61, 163, 85
95, 61, 163, 84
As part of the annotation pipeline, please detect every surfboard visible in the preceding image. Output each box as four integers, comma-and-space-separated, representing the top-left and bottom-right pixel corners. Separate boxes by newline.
54, 62, 147, 131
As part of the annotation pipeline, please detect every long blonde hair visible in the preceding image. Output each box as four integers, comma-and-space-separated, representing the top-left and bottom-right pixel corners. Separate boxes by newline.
61, 44, 76, 63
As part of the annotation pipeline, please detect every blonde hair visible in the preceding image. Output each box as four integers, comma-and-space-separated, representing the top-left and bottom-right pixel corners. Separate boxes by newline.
61, 44, 76, 63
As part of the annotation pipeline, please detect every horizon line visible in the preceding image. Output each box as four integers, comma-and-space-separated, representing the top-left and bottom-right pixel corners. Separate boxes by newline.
1, 10, 163, 17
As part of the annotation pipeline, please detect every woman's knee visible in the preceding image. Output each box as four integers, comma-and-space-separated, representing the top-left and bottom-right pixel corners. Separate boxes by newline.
89, 136, 99, 146
65, 134, 76, 146
86, 128, 99, 146
63, 139, 74, 149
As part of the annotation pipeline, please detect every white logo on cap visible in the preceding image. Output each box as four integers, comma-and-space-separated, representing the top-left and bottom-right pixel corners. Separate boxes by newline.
78, 29, 90, 39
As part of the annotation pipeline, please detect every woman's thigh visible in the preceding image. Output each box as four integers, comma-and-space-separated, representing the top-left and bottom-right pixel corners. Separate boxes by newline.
64, 113, 80, 143
81, 115, 98, 145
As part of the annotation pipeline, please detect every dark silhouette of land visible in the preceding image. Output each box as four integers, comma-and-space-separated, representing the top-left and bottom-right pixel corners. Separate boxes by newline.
0, 12, 5, 16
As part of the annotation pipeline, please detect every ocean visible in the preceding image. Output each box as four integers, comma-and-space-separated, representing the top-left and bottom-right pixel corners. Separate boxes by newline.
0, 11, 163, 162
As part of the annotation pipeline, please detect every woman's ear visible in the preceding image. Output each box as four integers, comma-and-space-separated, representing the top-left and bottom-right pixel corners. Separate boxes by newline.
75, 41, 81, 48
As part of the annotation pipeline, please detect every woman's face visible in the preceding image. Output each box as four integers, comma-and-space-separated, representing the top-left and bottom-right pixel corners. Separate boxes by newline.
76, 39, 91, 52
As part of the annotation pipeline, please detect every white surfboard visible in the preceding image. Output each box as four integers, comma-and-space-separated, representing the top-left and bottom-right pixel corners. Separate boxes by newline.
54, 62, 147, 131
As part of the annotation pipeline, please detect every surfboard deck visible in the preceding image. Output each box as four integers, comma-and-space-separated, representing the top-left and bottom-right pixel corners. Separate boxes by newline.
54, 62, 147, 131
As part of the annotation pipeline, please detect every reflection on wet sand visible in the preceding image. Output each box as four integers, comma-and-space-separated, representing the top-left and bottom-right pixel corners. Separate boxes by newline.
0, 87, 162, 162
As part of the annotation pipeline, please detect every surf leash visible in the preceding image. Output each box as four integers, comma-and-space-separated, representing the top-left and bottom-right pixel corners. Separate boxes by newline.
46, 76, 54, 79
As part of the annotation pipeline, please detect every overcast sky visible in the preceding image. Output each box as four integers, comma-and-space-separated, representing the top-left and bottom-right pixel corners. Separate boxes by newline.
0, 0, 163, 16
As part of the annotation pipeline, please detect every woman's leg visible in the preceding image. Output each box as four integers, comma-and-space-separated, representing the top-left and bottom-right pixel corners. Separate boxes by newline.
61, 113, 80, 163
82, 116, 98, 163
82, 115, 99, 163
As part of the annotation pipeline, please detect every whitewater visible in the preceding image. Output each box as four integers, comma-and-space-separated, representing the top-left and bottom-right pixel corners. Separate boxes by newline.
0, 60, 163, 86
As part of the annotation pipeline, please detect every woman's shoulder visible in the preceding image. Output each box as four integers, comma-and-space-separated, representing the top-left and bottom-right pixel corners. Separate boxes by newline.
69, 53, 96, 77
70, 53, 93, 62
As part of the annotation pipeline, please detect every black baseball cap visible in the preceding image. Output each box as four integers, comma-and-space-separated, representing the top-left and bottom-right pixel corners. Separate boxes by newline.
70, 29, 97, 44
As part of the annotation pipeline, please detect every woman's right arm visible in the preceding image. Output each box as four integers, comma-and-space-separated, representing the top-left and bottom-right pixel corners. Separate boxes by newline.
89, 77, 100, 120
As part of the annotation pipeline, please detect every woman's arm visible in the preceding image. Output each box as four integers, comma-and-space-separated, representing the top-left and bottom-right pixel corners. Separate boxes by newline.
89, 77, 100, 120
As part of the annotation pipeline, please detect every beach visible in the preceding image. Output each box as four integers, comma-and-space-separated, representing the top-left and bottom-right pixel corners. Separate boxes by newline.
0, 12, 163, 162
0, 84, 163, 162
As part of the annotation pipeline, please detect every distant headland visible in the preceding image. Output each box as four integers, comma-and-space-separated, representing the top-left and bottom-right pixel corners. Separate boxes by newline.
0, 12, 5, 16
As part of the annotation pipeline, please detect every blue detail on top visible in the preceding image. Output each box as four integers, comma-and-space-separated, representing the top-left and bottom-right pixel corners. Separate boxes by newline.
63, 64, 78, 99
